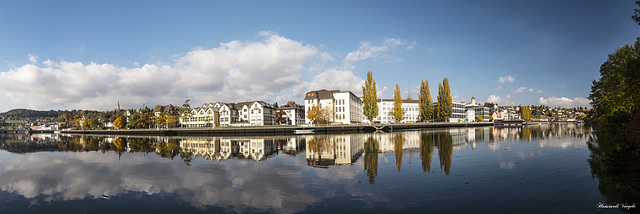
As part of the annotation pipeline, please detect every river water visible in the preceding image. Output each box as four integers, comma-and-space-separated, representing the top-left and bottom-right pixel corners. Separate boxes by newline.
0, 124, 632, 213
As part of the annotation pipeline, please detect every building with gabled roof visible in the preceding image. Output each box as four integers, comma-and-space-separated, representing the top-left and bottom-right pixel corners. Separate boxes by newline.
304, 89, 363, 125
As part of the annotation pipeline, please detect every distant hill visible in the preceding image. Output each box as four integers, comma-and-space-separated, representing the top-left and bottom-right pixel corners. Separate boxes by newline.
0, 109, 69, 120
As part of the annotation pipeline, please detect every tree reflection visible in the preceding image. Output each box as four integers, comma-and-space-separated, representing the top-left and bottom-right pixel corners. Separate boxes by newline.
363, 136, 379, 184
436, 132, 453, 175
393, 134, 404, 172
587, 133, 640, 213
419, 133, 434, 174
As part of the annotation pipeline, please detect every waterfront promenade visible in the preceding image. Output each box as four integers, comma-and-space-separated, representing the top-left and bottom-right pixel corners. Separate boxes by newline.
61, 122, 495, 136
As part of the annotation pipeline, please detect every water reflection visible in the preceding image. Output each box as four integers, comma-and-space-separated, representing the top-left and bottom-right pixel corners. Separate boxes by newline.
0, 123, 597, 213
0, 123, 591, 166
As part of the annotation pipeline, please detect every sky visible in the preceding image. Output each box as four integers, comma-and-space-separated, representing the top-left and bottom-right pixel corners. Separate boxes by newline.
1, 0, 638, 112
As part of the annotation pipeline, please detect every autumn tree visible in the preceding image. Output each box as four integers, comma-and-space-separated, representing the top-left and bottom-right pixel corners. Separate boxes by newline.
113, 116, 126, 129
436, 78, 452, 122
392, 84, 403, 122
306, 106, 333, 125
419, 80, 433, 121
362, 71, 379, 122
276, 110, 288, 125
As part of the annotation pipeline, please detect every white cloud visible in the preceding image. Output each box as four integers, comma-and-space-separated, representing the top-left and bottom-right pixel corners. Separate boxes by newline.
343, 38, 414, 65
537, 96, 590, 108
537, 90, 543, 94
28, 54, 38, 63
407, 41, 417, 50
514, 87, 528, 94
0, 32, 317, 110
292, 68, 364, 99
558, 84, 566, 88
487, 95, 513, 105
528, 88, 534, 92
494, 85, 502, 90
497, 75, 516, 83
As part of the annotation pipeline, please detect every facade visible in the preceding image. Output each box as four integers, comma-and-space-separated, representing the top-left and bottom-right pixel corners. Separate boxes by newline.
278, 101, 305, 125
374, 98, 420, 124
465, 96, 490, 122
450, 101, 467, 122
179, 106, 220, 128
304, 89, 363, 125
218, 103, 239, 126
235, 101, 276, 126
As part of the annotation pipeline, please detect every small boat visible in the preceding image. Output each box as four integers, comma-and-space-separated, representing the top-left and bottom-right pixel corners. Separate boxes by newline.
294, 129, 315, 134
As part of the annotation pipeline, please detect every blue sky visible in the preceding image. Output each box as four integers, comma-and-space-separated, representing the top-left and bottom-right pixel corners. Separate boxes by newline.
1, 0, 638, 112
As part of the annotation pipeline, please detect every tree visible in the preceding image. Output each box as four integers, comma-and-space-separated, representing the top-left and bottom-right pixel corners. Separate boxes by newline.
520, 106, 531, 121
419, 80, 433, 121
113, 116, 126, 129
362, 71, 379, 122
392, 84, 403, 122
276, 110, 287, 125
306, 106, 332, 125
436, 78, 452, 121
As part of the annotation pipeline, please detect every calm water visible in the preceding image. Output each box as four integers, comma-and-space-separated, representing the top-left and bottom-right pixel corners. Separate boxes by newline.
0, 124, 631, 213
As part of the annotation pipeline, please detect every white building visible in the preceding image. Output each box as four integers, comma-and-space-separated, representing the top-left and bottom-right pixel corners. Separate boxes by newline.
179, 105, 220, 128
235, 101, 276, 126
278, 101, 305, 125
304, 89, 363, 125
374, 98, 420, 124
465, 96, 490, 122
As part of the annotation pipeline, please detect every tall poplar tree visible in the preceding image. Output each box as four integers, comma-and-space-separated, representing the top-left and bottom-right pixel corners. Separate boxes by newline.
419, 80, 433, 121
362, 71, 379, 123
436, 78, 452, 122
393, 84, 403, 122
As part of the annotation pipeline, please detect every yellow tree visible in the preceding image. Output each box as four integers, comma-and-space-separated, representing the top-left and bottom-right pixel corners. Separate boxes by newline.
306, 106, 332, 125
392, 84, 403, 122
362, 71, 379, 122
113, 116, 126, 129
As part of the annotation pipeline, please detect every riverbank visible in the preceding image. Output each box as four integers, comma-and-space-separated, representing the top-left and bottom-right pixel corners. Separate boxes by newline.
60, 122, 494, 136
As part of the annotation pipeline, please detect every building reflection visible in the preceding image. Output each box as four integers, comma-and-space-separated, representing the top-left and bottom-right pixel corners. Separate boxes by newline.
306, 134, 365, 167
0, 123, 588, 164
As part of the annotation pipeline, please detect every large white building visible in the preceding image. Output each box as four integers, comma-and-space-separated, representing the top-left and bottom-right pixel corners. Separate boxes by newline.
304, 89, 363, 125
374, 98, 420, 124
180, 101, 276, 127
179, 104, 220, 128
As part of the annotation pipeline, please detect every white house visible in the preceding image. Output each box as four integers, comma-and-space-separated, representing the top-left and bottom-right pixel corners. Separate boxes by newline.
278, 101, 305, 125
234, 101, 276, 126
179, 106, 220, 128
304, 89, 363, 125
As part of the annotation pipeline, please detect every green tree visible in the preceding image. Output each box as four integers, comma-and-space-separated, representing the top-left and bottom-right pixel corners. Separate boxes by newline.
113, 116, 126, 129
362, 71, 379, 122
392, 84, 403, 122
419, 80, 433, 121
436, 78, 452, 121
